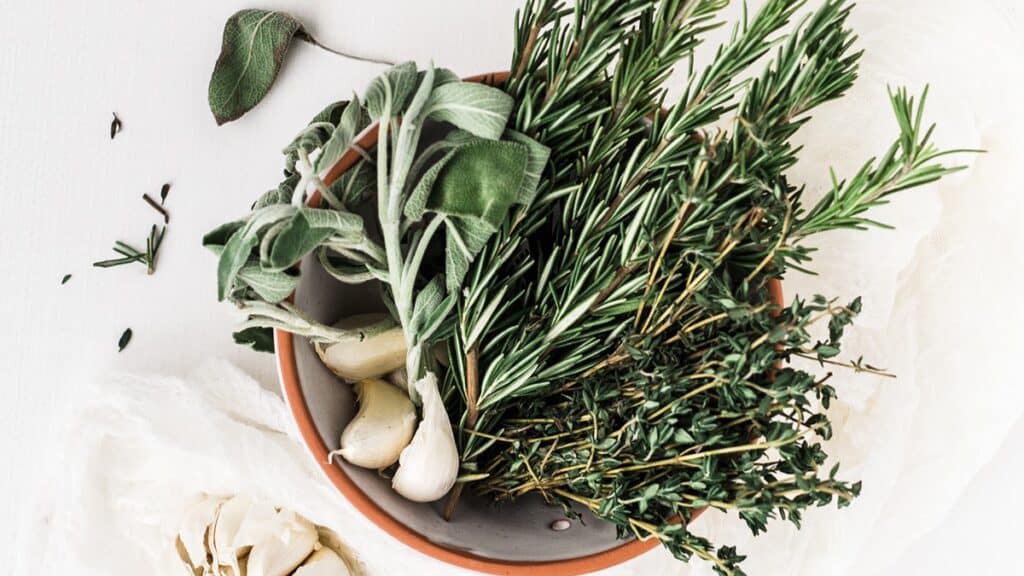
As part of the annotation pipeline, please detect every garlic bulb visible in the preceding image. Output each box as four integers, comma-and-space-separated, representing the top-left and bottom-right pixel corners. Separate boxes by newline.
175, 496, 360, 576
315, 314, 407, 382
391, 372, 459, 502
245, 509, 318, 576
338, 378, 417, 469
291, 547, 352, 576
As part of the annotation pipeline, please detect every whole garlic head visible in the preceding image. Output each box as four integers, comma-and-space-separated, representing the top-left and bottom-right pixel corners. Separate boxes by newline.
339, 378, 417, 469
391, 372, 459, 502
315, 314, 407, 382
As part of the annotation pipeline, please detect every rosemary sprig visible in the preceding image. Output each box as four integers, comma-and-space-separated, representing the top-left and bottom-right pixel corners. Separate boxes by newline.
93, 225, 166, 274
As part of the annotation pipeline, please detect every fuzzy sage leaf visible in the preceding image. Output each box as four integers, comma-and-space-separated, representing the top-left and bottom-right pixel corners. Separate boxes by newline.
424, 83, 516, 140
208, 10, 303, 125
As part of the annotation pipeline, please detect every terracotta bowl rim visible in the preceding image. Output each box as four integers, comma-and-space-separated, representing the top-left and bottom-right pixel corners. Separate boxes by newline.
276, 70, 785, 575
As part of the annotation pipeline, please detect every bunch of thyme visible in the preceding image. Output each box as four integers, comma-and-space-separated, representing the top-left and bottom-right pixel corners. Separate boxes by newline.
443, 0, 968, 572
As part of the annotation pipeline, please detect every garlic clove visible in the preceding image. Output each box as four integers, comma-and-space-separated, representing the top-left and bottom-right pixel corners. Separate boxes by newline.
391, 372, 460, 502
387, 367, 408, 390
225, 498, 279, 560
339, 378, 417, 469
314, 314, 407, 382
178, 495, 224, 572
292, 547, 352, 576
211, 494, 253, 569
245, 510, 318, 576
315, 527, 361, 575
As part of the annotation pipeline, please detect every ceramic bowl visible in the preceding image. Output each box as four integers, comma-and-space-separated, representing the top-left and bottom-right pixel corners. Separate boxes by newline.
276, 72, 784, 575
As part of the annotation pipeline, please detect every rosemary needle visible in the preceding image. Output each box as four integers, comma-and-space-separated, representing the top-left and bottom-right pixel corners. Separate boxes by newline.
143, 193, 170, 223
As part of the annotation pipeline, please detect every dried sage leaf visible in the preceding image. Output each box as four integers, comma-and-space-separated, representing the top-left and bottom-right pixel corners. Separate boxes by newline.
208, 10, 304, 125
118, 328, 133, 352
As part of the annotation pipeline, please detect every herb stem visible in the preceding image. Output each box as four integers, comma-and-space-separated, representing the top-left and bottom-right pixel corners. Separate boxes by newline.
143, 193, 170, 223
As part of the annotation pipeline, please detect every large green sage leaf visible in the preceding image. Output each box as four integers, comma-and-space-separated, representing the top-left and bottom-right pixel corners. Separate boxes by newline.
330, 160, 374, 206
443, 216, 497, 290
208, 10, 303, 125
315, 96, 370, 173
217, 206, 295, 300
425, 140, 528, 226
283, 100, 349, 174
364, 62, 418, 119
267, 208, 364, 270
404, 139, 529, 288
411, 276, 455, 342
203, 220, 245, 256
423, 83, 515, 140
238, 264, 299, 303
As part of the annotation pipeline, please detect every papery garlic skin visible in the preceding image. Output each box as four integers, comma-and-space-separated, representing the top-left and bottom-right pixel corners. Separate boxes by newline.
339, 378, 417, 469
292, 547, 353, 576
177, 495, 224, 572
315, 314, 407, 382
391, 372, 459, 502
212, 494, 253, 571
245, 509, 318, 576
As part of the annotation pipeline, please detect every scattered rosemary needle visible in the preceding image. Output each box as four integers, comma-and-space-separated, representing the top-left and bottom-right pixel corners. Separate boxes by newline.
93, 225, 166, 273
118, 328, 132, 352
160, 182, 171, 204
143, 192, 170, 223
110, 112, 122, 140
60, 274, 72, 285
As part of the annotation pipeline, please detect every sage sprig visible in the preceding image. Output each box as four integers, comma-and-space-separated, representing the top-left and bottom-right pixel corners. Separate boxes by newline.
206, 63, 547, 396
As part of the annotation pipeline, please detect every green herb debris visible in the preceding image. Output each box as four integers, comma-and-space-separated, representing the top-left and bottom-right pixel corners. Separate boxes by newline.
110, 112, 122, 139
117, 328, 132, 352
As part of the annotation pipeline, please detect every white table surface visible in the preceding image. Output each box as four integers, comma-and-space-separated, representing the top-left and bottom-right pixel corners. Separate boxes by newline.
2, 1, 1023, 574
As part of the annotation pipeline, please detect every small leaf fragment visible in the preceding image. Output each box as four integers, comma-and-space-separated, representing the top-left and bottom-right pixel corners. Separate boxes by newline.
208, 10, 304, 125
118, 328, 133, 352
160, 183, 171, 204
110, 113, 122, 139
234, 326, 275, 353
60, 274, 72, 285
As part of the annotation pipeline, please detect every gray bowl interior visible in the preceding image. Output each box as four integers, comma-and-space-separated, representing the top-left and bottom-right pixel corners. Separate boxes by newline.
292, 257, 628, 562
286, 117, 634, 560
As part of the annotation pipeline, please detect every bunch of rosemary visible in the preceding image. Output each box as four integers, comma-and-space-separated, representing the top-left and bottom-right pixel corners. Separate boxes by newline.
441, 0, 967, 572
